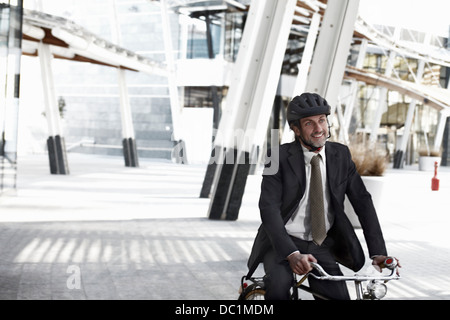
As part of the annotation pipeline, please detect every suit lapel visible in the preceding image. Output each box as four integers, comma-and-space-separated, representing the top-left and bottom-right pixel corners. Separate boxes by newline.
325, 142, 339, 198
287, 140, 306, 194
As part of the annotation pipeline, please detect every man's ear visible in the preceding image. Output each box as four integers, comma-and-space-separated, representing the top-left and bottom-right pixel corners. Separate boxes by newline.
291, 124, 301, 137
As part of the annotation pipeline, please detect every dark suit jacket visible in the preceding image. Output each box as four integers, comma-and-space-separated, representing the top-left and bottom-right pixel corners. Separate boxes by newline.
247, 140, 387, 276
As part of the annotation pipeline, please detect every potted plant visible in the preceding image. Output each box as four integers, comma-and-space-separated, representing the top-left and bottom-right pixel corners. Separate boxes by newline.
344, 142, 388, 228
418, 148, 441, 171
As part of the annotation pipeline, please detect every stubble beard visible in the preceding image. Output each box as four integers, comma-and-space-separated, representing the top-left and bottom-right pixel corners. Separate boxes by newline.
300, 130, 327, 149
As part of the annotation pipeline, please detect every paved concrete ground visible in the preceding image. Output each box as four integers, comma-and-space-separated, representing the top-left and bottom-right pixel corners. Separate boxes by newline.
0, 152, 449, 300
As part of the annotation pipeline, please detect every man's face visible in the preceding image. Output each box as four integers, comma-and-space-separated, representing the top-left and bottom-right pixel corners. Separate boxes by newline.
294, 114, 329, 150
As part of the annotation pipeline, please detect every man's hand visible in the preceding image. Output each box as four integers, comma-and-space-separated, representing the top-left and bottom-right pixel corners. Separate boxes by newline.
372, 256, 401, 274
287, 252, 317, 275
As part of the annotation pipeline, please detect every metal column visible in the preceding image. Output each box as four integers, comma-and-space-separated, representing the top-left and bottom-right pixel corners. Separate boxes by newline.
393, 33, 428, 168
434, 110, 450, 151
369, 51, 397, 143
38, 41, 69, 175
281, 11, 321, 144
342, 38, 368, 140
305, 0, 360, 119
442, 117, 450, 166
112, 0, 138, 167
206, 0, 297, 220
442, 31, 450, 166
393, 60, 425, 168
0, 1, 23, 192
118, 68, 139, 167
161, 0, 184, 161
433, 29, 450, 153
205, 13, 221, 129
197, 11, 222, 196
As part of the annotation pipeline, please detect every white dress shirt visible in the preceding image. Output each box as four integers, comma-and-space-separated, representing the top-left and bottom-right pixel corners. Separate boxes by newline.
285, 145, 334, 242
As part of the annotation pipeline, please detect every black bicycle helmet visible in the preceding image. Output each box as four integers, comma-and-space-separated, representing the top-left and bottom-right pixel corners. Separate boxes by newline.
287, 92, 331, 124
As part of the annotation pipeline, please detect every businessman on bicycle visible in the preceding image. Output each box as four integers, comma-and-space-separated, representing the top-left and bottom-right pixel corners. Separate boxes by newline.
247, 92, 397, 300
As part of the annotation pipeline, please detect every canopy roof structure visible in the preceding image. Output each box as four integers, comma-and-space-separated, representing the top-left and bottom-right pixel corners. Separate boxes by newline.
21, 9, 167, 76
166, 0, 450, 112
19, 1, 450, 114
345, 66, 450, 113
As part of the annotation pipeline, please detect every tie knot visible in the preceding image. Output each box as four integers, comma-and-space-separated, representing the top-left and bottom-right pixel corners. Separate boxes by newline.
311, 154, 321, 166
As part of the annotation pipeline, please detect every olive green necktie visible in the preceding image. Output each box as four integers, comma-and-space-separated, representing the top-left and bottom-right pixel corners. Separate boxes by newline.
310, 154, 326, 246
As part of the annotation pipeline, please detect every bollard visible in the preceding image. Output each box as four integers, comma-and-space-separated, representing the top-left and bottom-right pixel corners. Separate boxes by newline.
431, 161, 439, 191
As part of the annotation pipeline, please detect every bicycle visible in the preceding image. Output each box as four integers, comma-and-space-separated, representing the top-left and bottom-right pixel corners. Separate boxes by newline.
238, 257, 400, 300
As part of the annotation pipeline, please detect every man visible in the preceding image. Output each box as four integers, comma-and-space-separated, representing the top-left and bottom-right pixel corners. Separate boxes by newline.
246, 92, 398, 300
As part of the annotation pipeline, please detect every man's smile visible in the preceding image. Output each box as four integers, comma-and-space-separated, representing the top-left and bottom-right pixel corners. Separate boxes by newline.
312, 132, 325, 139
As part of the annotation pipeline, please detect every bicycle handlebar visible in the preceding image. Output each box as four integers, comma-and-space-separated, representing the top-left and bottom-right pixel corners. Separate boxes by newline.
308, 257, 400, 282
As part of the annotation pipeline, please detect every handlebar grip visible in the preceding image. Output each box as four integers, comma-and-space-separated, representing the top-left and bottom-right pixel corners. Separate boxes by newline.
383, 257, 397, 270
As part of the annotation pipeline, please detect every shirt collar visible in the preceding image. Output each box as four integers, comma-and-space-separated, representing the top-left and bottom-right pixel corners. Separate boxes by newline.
302, 144, 326, 166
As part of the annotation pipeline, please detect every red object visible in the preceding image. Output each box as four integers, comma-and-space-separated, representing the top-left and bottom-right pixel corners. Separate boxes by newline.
432, 161, 440, 191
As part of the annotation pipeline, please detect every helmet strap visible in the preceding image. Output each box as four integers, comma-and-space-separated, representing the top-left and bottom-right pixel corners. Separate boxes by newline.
298, 135, 322, 152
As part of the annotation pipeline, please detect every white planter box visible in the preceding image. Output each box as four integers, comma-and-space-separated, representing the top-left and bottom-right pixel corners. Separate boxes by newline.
344, 176, 384, 228
418, 156, 440, 171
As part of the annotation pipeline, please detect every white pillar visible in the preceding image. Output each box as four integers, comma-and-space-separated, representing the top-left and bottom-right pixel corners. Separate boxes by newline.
435, 109, 450, 151
3, 50, 21, 160
369, 28, 401, 143
394, 34, 430, 167
0, 1, 23, 192
207, 0, 297, 220
161, 0, 183, 142
39, 42, 61, 138
38, 41, 69, 174
245, 0, 299, 154
369, 50, 396, 143
117, 68, 139, 167
336, 96, 348, 143
281, 11, 321, 144
305, 0, 360, 113
117, 69, 134, 139
1, 2, 23, 176
397, 57, 423, 157
112, 0, 139, 167
342, 38, 368, 137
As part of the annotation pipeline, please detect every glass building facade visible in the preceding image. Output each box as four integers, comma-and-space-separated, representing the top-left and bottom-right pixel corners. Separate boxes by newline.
8, 0, 450, 171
